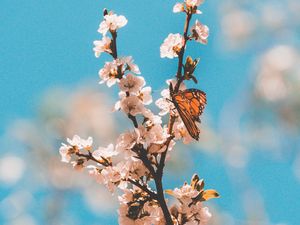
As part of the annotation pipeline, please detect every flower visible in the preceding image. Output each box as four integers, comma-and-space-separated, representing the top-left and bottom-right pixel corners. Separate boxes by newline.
99, 60, 120, 87
185, 0, 204, 8
173, 3, 184, 13
59, 144, 72, 163
191, 20, 209, 44
67, 135, 93, 150
93, 36, 112, 57
120, 95, 144, 116
172, 183, 199, 204
173, 120, 194, 144
92, 144, 118, 159
120, 56, 141, 74
119, 74, 145, 93
160, 33, 184, 59
99, 57, 140, 87
98, 13, 128, 35
138, 87, 152, 105
116, 132, 137, 152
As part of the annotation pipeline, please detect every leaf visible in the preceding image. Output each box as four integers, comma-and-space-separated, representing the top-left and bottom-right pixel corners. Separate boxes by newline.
195, 179, 204, 191
191, 174, 200, 189
201, 189, 220, 201
165, 189, 175, 197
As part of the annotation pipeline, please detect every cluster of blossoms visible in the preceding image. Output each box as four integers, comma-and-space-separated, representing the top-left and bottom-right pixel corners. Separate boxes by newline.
60, 2, 218, 224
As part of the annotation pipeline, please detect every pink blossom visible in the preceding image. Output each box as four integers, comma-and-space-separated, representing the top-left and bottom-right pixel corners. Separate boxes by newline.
119, 74, 145, 93
191, 20, 209, 44
120, 95, 145, 116
93, 36, 112, 57
160, 33, 184, 59
116, 131, 138, 153
98, 13, 128, 35
172, 183, 199, 204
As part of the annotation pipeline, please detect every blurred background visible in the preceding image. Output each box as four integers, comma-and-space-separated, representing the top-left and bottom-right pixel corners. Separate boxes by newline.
1, 0, 300, 224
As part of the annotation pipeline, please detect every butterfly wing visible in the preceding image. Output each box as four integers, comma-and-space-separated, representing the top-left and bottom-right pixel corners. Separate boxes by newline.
172, 89, 207, 140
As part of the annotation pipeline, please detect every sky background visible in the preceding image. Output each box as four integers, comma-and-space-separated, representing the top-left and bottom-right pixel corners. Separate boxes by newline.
1, 0, 299, 224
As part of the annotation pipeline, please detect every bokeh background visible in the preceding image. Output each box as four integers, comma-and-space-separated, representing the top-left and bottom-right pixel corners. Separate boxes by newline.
1, 0, 300, 224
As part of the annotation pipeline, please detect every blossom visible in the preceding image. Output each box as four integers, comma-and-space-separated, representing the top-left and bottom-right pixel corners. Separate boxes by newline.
172, 183, 199, 204
155, 89, 175, 116
195, 205, 212, 225
119, 95, 145, 116
59, 144, 72, 163
173, 3, 184, 13
93, 36, 112, 57
67, 135, 93, 150
135, 124, 168, 148
116, 131, 138, 153
98, 13, 128, 35
92, 143, 118, 159
142, 109, 162, 125
138, 86, 152, 105
99, 60, 120, 87
120, 56, 141, 74
99, 57, 140, 87
119, 74, 145, 93
173, 120, 194, 144
191, 20, 209, 44
160, 33, 184, 59
185, 0, 204, 7
155, 78, 187, 116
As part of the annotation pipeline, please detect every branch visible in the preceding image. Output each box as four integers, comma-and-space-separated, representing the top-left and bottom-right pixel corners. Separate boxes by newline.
175, 12, 192, 92
76, 151, 111, 167
127, 178, 158, 200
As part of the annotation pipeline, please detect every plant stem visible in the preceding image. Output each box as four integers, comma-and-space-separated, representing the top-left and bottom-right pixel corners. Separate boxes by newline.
153, 12, 194, 224
175, 12, 192, 92
111, 31, 118, 59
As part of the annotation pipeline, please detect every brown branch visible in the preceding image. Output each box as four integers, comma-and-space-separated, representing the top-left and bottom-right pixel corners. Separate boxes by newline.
175, 12, 192, 92
127, 178, 157, 200
111, 31, 118, 59
128, 114, 139, 128
153, 12, 194, 225
75, 151, 111, 167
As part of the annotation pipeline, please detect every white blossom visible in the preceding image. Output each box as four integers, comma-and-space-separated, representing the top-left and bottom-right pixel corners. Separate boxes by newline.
98, 13, 128, 35
173, 3, 184, 13
99, 60, 120, 87
92, 143, 118, 159
67, 135, 93, 149
138, 86, 152, 105
120, 56, 141, 74
191, 20, 209, 44
59, 144, 72, 163
119, 74, 145, 93
93, 36, 112, 57
185, 0, 204, 7
173, 120, 194, 144
160, 33, 184, 59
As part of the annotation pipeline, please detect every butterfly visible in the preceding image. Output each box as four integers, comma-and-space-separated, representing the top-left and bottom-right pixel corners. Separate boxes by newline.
171, 88, 207, 140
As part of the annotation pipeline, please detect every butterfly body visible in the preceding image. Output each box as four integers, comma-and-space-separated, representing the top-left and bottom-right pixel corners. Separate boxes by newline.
172, 88, 207, 140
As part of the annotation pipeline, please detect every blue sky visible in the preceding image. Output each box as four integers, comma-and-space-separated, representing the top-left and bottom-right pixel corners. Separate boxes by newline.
1, 0, 299, 224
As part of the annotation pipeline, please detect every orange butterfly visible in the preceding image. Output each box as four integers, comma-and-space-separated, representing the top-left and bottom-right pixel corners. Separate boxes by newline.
172, 89, 207, 140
